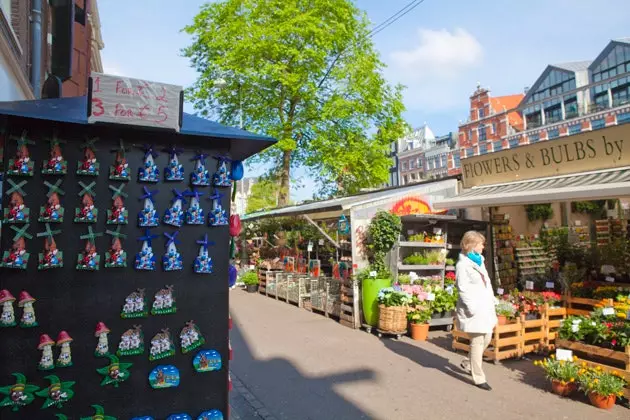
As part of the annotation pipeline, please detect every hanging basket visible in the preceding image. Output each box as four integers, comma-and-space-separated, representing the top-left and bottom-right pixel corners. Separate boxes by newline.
378, 304, 407, 332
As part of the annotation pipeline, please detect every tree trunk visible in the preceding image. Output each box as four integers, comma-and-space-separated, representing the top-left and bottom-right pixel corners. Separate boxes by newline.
277, 150, 291, 206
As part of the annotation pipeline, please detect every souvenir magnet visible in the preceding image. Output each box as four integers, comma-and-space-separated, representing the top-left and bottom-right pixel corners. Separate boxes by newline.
164, 145, 185, 181
3, 179, 29, 223
0, 290, 16, 327
55, 331, 73, 368
212, 155, 232, 187
162, 231, 183, 272
194, 234, 214, 274
39, 180, 65, 223
117, 325, 144, 357
185, 189, 205, 225
197, 410, 224, 420
7, 130, 34, 177
0, 373, 40, 412
207, 189, 228, 226
138, 187, 159, 227
109, 139, 130, 181
121, 288, 148, 319
230, 160, 244, 181
18, 291, 37, 328
132, 417, 155, 420
180, 321, 205, 354
77, 136, 99, 176
41, 132, 68, 175
152, 285, 177, 315
149, 328, 176, 361
107, 183, 129, 224
135, 229, 159, 271
149, 365, 180, 389
163, 189, 187, 227
138, 144, 160, 183
37, 334, 55, 370
105, 226, 127, 268
193, 349, 222, 372
35, 375, 75, 409
190, 152, 210, 186
96, 355, 132, 388
74, 181, 98, 223
167, 415, 192, 420
0, 225, 32, 269
76, 226, 103, 270
79, 404, 117, 420
37, 224, 63, 270
94, 322, 111, 357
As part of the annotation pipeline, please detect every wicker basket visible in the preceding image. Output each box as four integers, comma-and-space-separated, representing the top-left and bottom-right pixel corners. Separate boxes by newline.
378, 304, 407, 332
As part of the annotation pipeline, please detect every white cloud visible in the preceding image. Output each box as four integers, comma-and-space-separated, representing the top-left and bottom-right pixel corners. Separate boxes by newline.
102, 62, 125, 76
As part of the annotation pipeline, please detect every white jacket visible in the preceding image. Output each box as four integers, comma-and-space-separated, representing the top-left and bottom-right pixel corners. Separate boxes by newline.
455, 253, 497, 334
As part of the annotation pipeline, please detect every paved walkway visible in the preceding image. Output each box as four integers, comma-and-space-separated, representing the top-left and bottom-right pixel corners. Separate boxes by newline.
229, 290, 628, 420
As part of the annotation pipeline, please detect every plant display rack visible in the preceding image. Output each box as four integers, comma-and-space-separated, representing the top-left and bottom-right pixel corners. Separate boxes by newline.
595, 219, 610, 246
564, 295, 613, 316
339, 278, 356, 329
570, 224, 591, 247
452, 320, 522, 363
492, 217, 517, 290
515, 246, 550, 280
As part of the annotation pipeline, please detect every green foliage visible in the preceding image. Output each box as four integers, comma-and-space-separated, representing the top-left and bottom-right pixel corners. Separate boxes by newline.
571, 200, 605, 216
183, 0, 408, 202
578, 369, 627, 397
534, 357, 580, 383
430, 288, 458, 314
246, 178, 279, 214
377, 287, 411, 307
525, 203, 553, 221
366, 211, 402, 274
495, 301, 517, 318
241, 271, 259, 285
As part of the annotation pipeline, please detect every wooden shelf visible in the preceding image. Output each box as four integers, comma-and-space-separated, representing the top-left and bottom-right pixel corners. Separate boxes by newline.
398, 264, 445, 271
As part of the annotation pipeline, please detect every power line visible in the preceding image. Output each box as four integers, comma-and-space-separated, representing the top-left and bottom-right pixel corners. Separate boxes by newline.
369, 0, 425, 38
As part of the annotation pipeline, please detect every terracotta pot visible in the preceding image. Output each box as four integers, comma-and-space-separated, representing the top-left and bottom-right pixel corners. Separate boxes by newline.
588, 392, 616, 409
550, 379, 577, 397
410, 322, 429, 341
497, 315, 508, 325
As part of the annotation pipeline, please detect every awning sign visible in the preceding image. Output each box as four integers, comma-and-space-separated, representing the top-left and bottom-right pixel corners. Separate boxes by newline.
391, 197, 445, 216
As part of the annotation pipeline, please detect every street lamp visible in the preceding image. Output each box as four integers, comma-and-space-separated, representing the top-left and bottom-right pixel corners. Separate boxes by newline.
214, 78, 243, 129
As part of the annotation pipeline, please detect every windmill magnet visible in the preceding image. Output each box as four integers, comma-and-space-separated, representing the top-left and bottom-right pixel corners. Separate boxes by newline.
163, 189, 187, 227
3, 179, 29, 223
0, 290, 16, 327
193, 349, 222, 372
149, 328, 175, 361
37, 223, 63, 270
152, 285, 177, 315
76, 226, 103, 271
107, 183, 128, 224
109, 139, 130, 181
1, 224, 32, 269
180, 320, 205, 354
55, 331, 73, 368
94, 322, 111, 357
208, 189, 228, 226
198, 410, 224, 420
120, 288, 148, 319
164, 145, 185, 181
35, 375, 75, 409
96, 355, 132, 388
212, 155, 232, 187
194, 234, 214, 274
18, 291, 37, 328
7, 130, 34, 177
39, 180, 65, 223
185, 189, 205, 225
135, 228, 158, 271
149, 365, 180, 389
80, 404, 118, 419
105, 226, 127, 268
138, 186, 159, 227
77, 136, 99, 176
74, 181, 98, 223
138, 144, 160, 183
41, 132, 68, 175
37, 334, 55, 370
117, 325, 144, 357
162, 231, 183, 271
190, 152, 210, 186
167, 414, 191, 420
0, 373, 40, 412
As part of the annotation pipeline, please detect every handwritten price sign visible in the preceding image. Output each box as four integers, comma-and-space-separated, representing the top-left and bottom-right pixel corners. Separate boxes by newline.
88, 72, 183, 132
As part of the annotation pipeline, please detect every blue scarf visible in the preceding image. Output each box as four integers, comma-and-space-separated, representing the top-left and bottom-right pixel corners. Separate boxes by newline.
467, 251, 482, 267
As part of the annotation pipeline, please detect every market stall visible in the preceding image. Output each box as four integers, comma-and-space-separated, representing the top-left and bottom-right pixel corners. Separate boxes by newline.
0, 73, 275, 419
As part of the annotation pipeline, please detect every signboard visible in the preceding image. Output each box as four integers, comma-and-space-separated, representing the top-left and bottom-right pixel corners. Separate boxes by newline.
88, 72, 183, 132
390, 196, 447, 217
461, 125, 630, 188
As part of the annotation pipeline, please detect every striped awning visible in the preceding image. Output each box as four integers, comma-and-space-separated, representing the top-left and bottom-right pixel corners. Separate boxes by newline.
433, 168, 630, 209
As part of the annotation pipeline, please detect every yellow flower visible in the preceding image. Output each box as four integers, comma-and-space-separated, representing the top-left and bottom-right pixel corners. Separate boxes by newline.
581, 362, 586, 368
572, 356, 578, 362
560, 380, 566, 386
612, 371, 619, 376
550, 354, 555, 359
570, 378, 575, 382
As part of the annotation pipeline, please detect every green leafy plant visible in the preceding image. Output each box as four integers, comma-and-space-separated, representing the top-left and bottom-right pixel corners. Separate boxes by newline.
533, 356, 580, 383
495, 301, 517, 318
430, 288, 458, 314
241, 271, 259, 286
525, 203, 553, 221
366, 211, 402, 275
578, 368, 627, 398
571, 200, 606, 216
407, 302, 431, 324
397, 274, 411, 285
377, 287, 411, 307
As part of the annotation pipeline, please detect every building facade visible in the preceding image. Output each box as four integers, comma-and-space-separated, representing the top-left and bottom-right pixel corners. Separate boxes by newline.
388, 124, 436, 187
394, 129, 458, 186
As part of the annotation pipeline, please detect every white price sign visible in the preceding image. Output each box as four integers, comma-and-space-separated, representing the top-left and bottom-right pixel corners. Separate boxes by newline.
497, 288, 504, 295
605, 276, 615, 283
545, 282, 555, 289
307, 241, 313, 252
426, 293, 435, 301
555, 349, 573, 361
525, 281, 534, 290
318, 239, 325, 246
369, 271, 377, 278
602, 307, 615, 316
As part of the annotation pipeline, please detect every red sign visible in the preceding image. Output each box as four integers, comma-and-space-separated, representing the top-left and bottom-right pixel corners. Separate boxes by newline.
391, 197, 446, 216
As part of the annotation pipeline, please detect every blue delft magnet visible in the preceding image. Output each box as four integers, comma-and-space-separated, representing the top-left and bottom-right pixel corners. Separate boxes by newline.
167, 415, 191, 420
212, 155, 232, 187
138, 187, 159, 227
148, 365, 180, 389
138, 144, 160, 183
74, 181, 98, 223
164, 145, 185, 182
163, 189, 187, 227
131, 417, 155, 420
107, 183, 128, 225
135, 229, 159, 271
190, 152, 210, 186
7, 131, 35, 177
193, 234, 214, 274
185, 189, 205, 225
4, 179, 30, 224
197, 410, 224, 420
162, 232, 183, 271
207, 189, 228, 226
193, 350, 222, 372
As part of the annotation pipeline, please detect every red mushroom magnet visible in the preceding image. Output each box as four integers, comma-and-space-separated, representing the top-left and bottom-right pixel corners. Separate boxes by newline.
0, 290, 16, 327
18, 291, 37, 328
94, 322, 111, 357
55, 331, 73, 368
38, 334, 56, 371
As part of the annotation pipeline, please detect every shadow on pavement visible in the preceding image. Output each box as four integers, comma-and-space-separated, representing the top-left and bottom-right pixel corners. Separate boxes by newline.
230, 312, 376, 420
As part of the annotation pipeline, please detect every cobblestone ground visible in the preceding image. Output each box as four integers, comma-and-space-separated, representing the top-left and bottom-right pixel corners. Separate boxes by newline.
229, 289, 628, 420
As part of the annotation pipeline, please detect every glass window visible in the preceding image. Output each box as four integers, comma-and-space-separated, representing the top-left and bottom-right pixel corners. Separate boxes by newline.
592, 118, 606, 130
478, 108, 485, 119
526, 112, 542, 128
618, 112, 630, 124
479, 143, 488, 154
568, 124, 581, 135
564, 97, 578, 119
468, 129, 472, 140
492, 122, 497, 134
441, 155, 447, 167
509, 137, 519, 148
493, 141, 502, 151
466, 147, 474, 157
545, 104, 562, 124
409, 159, 414, 169
478, 125, 486, 141
548, 128, 559, 139
454, 153, 461, 168
529, 133, 540, 143
402, 175, 407, 185
402, 161, 408, 170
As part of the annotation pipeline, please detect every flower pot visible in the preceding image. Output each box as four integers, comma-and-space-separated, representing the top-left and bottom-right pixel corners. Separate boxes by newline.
497, 315, 508, 325
550, 379, 576, 397
361, 278, 391, 327
410, 322, 429, 341
246, 284, 258, 293
588, 392, 616, 409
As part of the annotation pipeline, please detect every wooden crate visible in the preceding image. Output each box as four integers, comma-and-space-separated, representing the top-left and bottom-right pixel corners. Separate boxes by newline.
258, 270, 267, 295
452, 320, 522, 362
543, 305, 566, 350
339, 279, 356, 329
520, 315, 545, 354
564, 295, 612, 316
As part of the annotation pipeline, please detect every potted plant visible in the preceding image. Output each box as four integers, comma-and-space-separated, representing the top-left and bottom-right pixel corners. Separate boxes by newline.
495, 301, 516, 325
430, 287, 458, 319
578, 367, 627, 409
407, 301, 431, 340
241, 271, 259, 293
377, 287, 411, 333
361, 211, 402, 327
533, 355, 580, 397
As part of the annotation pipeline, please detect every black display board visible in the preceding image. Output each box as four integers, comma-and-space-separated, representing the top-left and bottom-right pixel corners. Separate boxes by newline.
0, 118, 230, 419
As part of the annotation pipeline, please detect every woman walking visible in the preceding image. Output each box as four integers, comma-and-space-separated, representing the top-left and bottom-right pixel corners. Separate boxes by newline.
455, 231, 497, 391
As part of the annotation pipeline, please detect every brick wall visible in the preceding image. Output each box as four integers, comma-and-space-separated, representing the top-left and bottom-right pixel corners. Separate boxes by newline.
62, 0, 91, 97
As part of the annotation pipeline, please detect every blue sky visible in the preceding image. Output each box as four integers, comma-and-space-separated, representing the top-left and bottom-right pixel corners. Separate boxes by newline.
99, 0, 630, 201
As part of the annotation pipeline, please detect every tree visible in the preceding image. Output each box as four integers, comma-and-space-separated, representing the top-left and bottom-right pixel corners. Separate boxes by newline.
183, 0, 407, 205
246, 177, 280, 213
